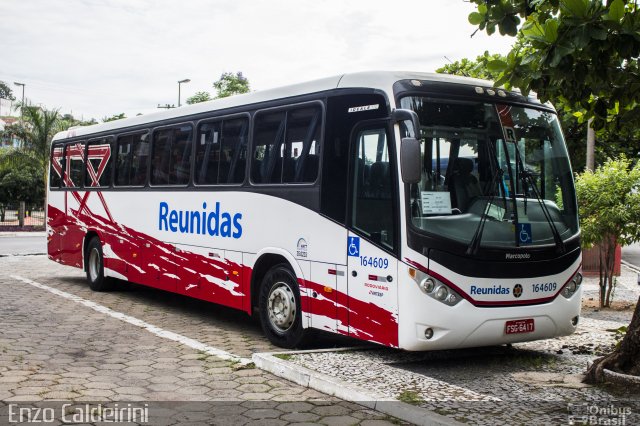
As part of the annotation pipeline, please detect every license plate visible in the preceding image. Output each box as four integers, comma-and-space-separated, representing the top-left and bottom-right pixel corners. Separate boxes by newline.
505, 319, 535, 335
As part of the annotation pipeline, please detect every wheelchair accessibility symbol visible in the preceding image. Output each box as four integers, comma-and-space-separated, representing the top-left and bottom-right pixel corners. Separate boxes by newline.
517, 223, 533, 244
347, 236, 360, 257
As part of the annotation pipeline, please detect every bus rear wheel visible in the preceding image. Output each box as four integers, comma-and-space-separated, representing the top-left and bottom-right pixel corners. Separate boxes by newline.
85, 237, 114, 292
259, 264, 309, 349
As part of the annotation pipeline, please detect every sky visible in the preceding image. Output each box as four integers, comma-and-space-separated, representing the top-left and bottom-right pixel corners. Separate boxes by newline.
0, 0, 516, 121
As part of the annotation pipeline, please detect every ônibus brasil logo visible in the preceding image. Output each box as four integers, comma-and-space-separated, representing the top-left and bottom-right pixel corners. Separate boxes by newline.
159, 201, 242, 239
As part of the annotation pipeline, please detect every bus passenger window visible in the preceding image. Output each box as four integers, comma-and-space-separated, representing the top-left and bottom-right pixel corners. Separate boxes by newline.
49, 144, 64, 188
115, 132, 149, 187
196, 118, 248, 185
85, 138, 113, 187
151, 125, 192, 186
252, 105, 321, 184
64, 142, 85, 188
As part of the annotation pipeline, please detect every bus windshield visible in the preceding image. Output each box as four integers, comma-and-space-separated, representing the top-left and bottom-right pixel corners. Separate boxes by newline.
400, 97, 579, 250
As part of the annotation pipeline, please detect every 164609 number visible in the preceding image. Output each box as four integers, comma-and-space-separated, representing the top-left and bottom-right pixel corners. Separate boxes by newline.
360, 256, 389, 269
531, 282, 557, 293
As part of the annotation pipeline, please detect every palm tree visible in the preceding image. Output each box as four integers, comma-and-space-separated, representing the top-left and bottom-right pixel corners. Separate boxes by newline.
1, 106, 61, 214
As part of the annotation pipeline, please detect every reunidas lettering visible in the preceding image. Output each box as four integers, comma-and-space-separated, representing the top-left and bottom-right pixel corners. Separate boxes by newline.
470, 285, 510, 295
158, 201, 243, 239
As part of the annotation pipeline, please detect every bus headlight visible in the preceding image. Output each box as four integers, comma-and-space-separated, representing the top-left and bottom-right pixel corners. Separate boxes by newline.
561, 271, 582, 299
419, 278, 436, 293
434, 285, 448, 301
411, 269, 461, 306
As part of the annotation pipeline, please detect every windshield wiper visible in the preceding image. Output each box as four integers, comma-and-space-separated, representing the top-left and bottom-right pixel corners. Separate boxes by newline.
466, 139, 506, 256
466, 166, 503, 256
513, 144, 566, 254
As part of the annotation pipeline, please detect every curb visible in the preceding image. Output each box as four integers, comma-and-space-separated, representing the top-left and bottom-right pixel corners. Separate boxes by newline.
621, 260, 640, 275
0, 232, 47, 237
603, 368, 640, 386
252, 351, 462, 426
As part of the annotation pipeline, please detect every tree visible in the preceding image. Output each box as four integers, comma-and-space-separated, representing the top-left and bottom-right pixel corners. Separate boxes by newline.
213, 72, 250, 98
1, 106, 61, 211
437, 53, 590, 170
186, 91, 212, 104
0, 160, 45, 217
0, 81, 15, 101
102, 113, 126, 122
466, 0, 640, 384
438, 52, 503, 80
467, 0, 640, 131
574, 157, 640, 307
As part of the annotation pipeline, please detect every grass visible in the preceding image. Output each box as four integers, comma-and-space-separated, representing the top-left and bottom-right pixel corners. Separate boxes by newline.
273, 353, 293, 361
397, 390, 424, 405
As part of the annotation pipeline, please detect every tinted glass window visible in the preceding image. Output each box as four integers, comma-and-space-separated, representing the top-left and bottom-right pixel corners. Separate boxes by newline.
195, 117, 248, 185
65, 142, 85, 188
115, 132, 149, 186
252, 105, 321, 184
351, 127, 394, 251
49, 144, 64, 188
85, 138, 113, 187
284, 107, 320, 183
151, 125, 192, 186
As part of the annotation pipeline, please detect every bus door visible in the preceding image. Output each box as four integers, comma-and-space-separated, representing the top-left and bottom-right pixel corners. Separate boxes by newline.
346, 124, 399, 346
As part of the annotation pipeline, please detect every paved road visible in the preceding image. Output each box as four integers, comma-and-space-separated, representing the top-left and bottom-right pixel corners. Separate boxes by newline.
0, 255, 405, 425
622, 242, 640, 270
0, 234, 46, 256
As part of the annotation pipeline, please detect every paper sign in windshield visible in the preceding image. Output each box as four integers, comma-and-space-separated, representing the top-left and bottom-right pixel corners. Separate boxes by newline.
486, 203, 506, 221
421, 191, 452, 214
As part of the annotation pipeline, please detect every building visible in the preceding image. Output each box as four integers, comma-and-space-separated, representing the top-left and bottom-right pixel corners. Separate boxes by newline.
0, 116, 20, 148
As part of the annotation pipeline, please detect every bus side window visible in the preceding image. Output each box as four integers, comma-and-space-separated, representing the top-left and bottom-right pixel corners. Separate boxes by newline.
64, 142, 85, 188
252, 110, 286, 184
115, 132, 148, 187
195, 121, 222, 185
151, 125, 192, 186
284, 106, 321, 184
85, 138, 113, 187
252, 105, 321, 184
49, 144, 64, 188
222, 117, 248, 184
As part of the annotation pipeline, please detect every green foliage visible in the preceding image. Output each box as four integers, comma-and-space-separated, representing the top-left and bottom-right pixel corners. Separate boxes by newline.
102, 113, 126, 123
186, 91, 212, 104
437, 53, 590, 170
467, 0, 640, 130
436, 52, 505, 81
0, 160, 45, 206
0, 81, 15, 101
213, 72, 250, 99
574, 156, 640, 306
1, 106, 62, 203
575, 157, 640, 248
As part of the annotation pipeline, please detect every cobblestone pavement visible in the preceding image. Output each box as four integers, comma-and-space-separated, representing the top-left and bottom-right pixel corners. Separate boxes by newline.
0, 255, 406, 425
286, 269, 640, 425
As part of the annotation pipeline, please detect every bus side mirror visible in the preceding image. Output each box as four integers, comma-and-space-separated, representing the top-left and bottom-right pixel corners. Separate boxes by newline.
400, 137, 421, 184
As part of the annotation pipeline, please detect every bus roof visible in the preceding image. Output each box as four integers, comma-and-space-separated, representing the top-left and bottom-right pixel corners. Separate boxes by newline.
51, 71, 513, 142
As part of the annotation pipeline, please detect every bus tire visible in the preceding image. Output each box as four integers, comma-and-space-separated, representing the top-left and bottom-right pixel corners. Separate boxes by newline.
259, 264, 309, 349
85, 237, 114, 292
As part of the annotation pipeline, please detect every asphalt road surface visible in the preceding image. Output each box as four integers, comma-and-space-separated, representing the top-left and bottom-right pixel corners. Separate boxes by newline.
0, 234, 47, 256
622, 242, 640, 270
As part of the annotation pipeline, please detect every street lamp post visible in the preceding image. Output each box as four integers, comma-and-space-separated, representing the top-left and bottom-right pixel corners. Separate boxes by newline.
14, 82, 25, 124
177, 79, 190, 107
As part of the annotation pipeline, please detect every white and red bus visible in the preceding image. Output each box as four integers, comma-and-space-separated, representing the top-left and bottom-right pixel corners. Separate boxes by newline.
47, 72, 582, 350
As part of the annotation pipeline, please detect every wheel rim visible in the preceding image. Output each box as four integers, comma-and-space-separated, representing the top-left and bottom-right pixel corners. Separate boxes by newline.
267, 281, 296, 333
88, 248, 100, 282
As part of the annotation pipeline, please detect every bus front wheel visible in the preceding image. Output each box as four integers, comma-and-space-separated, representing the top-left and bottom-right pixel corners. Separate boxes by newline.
259, 265, 309, 348
85, 237, 114, 292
